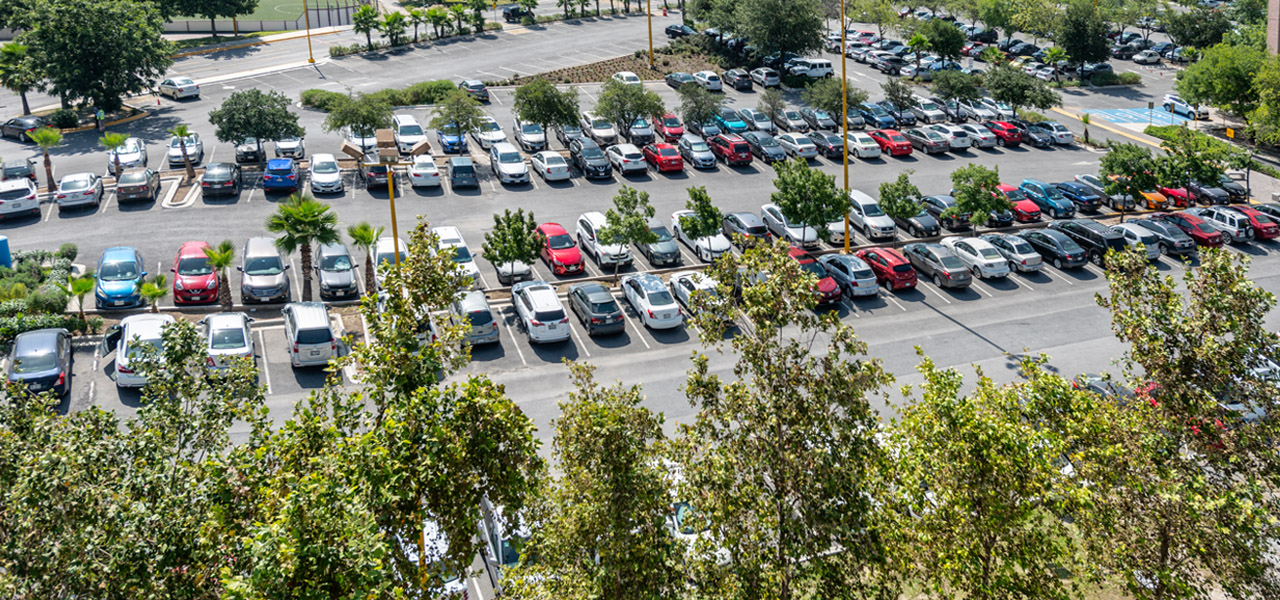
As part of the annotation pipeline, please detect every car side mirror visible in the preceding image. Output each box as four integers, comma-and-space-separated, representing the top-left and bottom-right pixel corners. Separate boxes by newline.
170, 267, 176, 272
141, 271, 148, 278
284, 264, 292, 270
236, 266, 244, 272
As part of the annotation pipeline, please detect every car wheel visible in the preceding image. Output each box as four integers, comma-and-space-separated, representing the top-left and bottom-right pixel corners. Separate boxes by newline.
1053, 257, 1063, 269
1091, 250, 1102, 265
970, 266, 981, 278
996, 137, 1004, 147
933, 274, 943, 287
910, 224, 920, 237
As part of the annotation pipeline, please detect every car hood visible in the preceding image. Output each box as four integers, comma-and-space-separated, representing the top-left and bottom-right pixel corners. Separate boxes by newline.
320, 269, 355, 287
312, 170, 342, 184
648, 239, 680, 255
522, 131, 547, 143
167, 146, 194, 158
111, 150, 144, 163
98, 279, 139, 297
582, 156, 611, 167
243, 272, 286, 288
440, 133, 463, 142
497, 161, 527, 174
549, 247, 581, 263
591, 126, 616, 137
817, 277, 839, 294
177, 273, 216, 290
698, 233, 732, 253
867, 215, 895, 229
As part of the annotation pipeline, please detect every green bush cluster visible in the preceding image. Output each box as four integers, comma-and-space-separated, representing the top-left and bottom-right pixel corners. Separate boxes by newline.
48, 108, 79, 129
301, 79, 455, 112
0, 313, 87, 346
58, 243, 78, 262
1117, 72, 1142, 85
300, 89, 349, 111
1145, 125, 1280, 179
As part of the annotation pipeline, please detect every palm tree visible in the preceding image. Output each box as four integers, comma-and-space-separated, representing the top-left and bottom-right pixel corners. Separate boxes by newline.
141, 274, 168, 313
556, 0, 572, 17
467, 0, 488, 28
266, 194, 340, 302
347, 221, 384, 294
167, 124, 197, 183
100, 132, 130, 179
449, 4, 468, 33
202, 240, 236, 310
0, 43, 37, 115
28, 127, 62, 193
408, 8, 426, 43
426, 6, 449, 38
1080, 112, 1091, 144
380, 11, 407, 46
1042, 46, 1068, 82
62, 271, 96, 320
907, 33, 930, 78
353, 5, 380, 51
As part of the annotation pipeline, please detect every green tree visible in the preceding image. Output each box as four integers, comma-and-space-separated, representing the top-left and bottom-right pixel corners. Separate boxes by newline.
322, 91, 393, 141
449, 3, 469, 33
208, 88, 305, 148
757, 88, 787, 124
1176, 43, 1265, 118
1089, 248, 1280, 600
984, 64, 1061, 115
906, 33, 931, 75
679, 82, 725, 128
506, 362, 681, 600
25, 0, 172, 112
977, 0, 1015, 41
99, 132, 131, 179
673, 239, 893, 600
167, 124, 197, 182
931, 70, 981, 102
352, 4, 380, 50
28, 126, 61, 193
0, 42, 38, 115
594, 80, 665, 139
426, 5, 450, 38
173, 0, 259, 38
379, 11, 408, 46
1164, 6, 1232, 49
407, 7, 426, 43
467, 0, 487, 30
140, 274, 168, 312
920, 17, 965, 60
1011, 0, 1058, 44
61, 271, 95, 320
878, 170, 924, 231
265, 194, 340, 302
557, 0, 572, 16
770, 158, 845, 242
737, 0, 825, 57
858, 0, 902, 37
801, 77, 869, 123
1155, 127, 1227, 194
513, 77, 580, 140
1099, 142, 1158, 217
346, 221, 383, 294
429, 88, 487, 141
880, 77, 918, 112
1042, 46, 1068, 81
598, 186, 658, 279
1247, 53, 1280, 144
1055, 0, 1110, 65
679, 186, 723, 241
201, 239, 235, 309
948, 163, 1007, 229
482, 209, 542, 284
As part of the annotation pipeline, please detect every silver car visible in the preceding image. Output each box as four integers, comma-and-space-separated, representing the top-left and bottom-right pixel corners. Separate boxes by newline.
1110, 223, 1162, 261
166, 133, 203, 167
760, 202, 819, 249
450, 290, 500, 345
240, 237, 291, 304
54, 172, 103, 210
738, 107, 774, 132
980, 233, 1043, 273
678, 134, 716, 168
776, 133, 818, 159
513, 118, 547, 151
580, 112, 617, 145
275, 137, 305, 159
200, 312, 255, 372
106, 137, 147, 173
818, 254, 878, 297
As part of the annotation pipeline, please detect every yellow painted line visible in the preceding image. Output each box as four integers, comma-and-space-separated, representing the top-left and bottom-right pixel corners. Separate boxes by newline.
506, 27, 531, 35
171, 29, 342, 58
1051, 107, 1162, 149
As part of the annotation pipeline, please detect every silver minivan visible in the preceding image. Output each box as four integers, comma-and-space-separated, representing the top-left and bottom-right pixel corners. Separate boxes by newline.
449, 290, 500, 345
282, 302, 337, 367
239, 237, 291, 303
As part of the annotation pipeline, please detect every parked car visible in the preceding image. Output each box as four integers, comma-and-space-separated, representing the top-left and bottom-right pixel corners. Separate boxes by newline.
818, 254, 878, 298
926, 124, 972, 150
1110, 222, 1164, 261
776, 132, 819, 159
95, 246, 146, 308
980, 233, 1043, 273
1163, 93, 1209, 120
670, 271, 722, 316
102, 314, 175, 388
1074, 173, 1133, 211
262, 158, 299, 193
512, 281, 571, 343
1054, 181, 1102, 212
855, 247, 917, 290
372, 237, 407, 289
1151, 211, 1226, 248
672, 210, 732, 262
1185, 206, 1253, 243
1187, 179, 1231, 205
1225, 205, 1279, 240
308, 153, 344, 193
903, 127, 950, 153
693, 70, 723, 92
393, 114, 427, 154
858, 102, 897, 129
868, 129, 913, 156
274, 137, 305, 159
1018, 229, 1088, 269
654, 113, 685, 141
1132, 218, 1198, 256
761, 202, 820, 249
1031, 121, 1074, 144
844, 132, 883, 158
708, 133, 753, 166
459, 79, 490, 101
677, 134, 716, 169
0, 178, 38, 219
567, 282, 624, 335
940, 237, 1011, 279
1217, 174, 1249, 202
665, 24, 696, 38
436, 123, 468, 154
750, 67, 781, 87
921, 194, 969, 230
200, 162, 242, 197
809, 132, 845, 159
530, 150, 571, 181
612, 71, 643, 86
847, 190, 897, 241
240, 237, 291, 304
569, 138, 612, 178
171, 241, 218, 305
54, 172, 103, 211
742, 131, 788, 164
774, 109, 809, 132
490, 142, 530, 185
513, 118, 547, 152
665, 71, 696, 89
117, 167, 161, 202
433, 225, 482, 285
713, 108, 749, 134
158, 76, 200, 99
605, 143, 648, 175
471, 116, 508, 149
200, 312, 255, 372
996, 183, 1041, 222
799, 107, 837, 131
446, 156, 477, 188
723, 68, 752, 90
1020, 179, 1075, 219
0, 115, 48, 142
622, 273, 684, 329
738, 107, 774, 132
788, 248, 842, 304
315, 242, 360, 300
1048, 219, 1129, 265
721, 211, 771, 248
7, 328, 72, 397
537, 222, 584, 275
576, 211, 633, 268
407, 155, 442, 188
554, 123, 582, 146
105, 137, 148, 173
640, 217, 683, 266
166, 133, 204, 167
901, 243, 972, 289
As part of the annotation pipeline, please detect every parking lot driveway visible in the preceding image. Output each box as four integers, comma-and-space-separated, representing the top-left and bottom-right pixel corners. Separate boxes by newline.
257, 326, 336, 395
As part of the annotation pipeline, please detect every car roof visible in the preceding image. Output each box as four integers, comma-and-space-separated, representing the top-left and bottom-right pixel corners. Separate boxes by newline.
538, 222, 569, 235
122, 313, 176, 337
13, 328, 64, 355
456, 290, 490, 312
102, 246, 139, 261
0, 179, 34, 192
491, 142, 519, 153
177, 240, 210, 257
205, 312, 248, 330
286, 301, 330, 327
375, 236, 406, 252
318, 241, 349, 255
519, 283, 561, 309
449, 156, 473, 165
311, 153, 336, 163
571, 282, 614, 302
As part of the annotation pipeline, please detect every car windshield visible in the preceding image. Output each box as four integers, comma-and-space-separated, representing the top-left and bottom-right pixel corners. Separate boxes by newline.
633, 118, 650, 128
61, 178, 91, 191
759, 136, 779, 147
863, 203, 884, 216
521, 123, 543, 134
100, 260, 139, 281
439, 124, 460, 135
376, 251, 405, 265
12, 351, 57, 373
591, 119, 611, 129
581, 147, 605, 159
688, 141, 709, 152
1044, 187, 1064, 199
498, 152, 522, 164
650, 226, 673, 242
448, 246, 473, 262
648, 289, 675, 305
1004, 188, 1027, 201
399, 125, 424, 136
313, 161, 338, 174
244, 256, 282, 276
321, 253, 352, 271
548, 234, 574, 250
799, 261, 828, 278
663, 116, 680, 126
169, 136, 196, 147
210, 328, 246, 350
940, 255, 965, 269
477, 120, 501, 132
177, 256, 211, 276
784, 111, 801, 120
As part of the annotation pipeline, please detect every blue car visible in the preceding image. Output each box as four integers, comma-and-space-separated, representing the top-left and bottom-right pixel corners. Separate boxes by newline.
879, 101, 917, 127
858, 102, 896, 128
714, 108, 750, 134
95, 247, 146, 309
262, 158, 298, 193
1020, 179, 1076, 219
437, 124, 468, 154
1054, 181, 1102, 213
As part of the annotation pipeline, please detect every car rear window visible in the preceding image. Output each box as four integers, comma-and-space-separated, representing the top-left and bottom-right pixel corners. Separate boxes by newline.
892, 264, 913, 273
267, 167, 293, 176
61, 178, 91, 191
12, 352, 57, 373
3, 165, 29, 178
853, 268, 875, 279
747, 225, 767, 235
648, 290, 676, 306
466, 309, 494, 326
534, 309, 565, 323
940, 255, 965, 269
730, 143, 748, 153
119, 172, 148, 184
295, 328, 333, 345
211, 328, 246, 350
659, 148, 678, 157
451, 165, 474, 175
591, 300, 619, 314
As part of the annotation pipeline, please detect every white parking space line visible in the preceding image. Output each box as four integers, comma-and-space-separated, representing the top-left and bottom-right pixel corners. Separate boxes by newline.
491, 93, 503, 105
487, 178, 497, 193
43, 202, 54, 222
528, 175, 539, 190
677, 246, 699, 265
684, 169, 695, 178
581, 260, 603, 278
1043, 269, 1072, 285
1008, 273, 1035, 291
617, 299, 653, 350
501, 309, 529, 366
1084, 263, 1107, 277
568, 322, 592, 357
257, 330, 273, 395
98, 194, 113, 214
921, 282, 952, 304
971, 279, 995, 298
245, 187, 256, 204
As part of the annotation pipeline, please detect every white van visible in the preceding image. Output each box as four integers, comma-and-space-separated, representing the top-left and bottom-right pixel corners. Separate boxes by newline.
282, 302, 337, 368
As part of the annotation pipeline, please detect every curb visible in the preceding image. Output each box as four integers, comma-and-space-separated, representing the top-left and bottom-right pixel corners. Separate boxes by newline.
171, 28, 346, 58
50, 105, 151, 134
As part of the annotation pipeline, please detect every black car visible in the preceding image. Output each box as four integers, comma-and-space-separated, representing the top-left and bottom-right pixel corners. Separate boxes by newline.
1111, 44, 1138, 60
567, 282, 625, 335
1187, 179, 1230, 205
503, 5, 533, 21
1018, 229, 1088, 269
879, 101, 917, 127
6, 328, 72, 397
1009, 119, 1052, 147
742, 131, 787, 164
665, 24, 696, 38
966, 26, 998, 42
893, 206, 941, 238
799, 107, 837, 131
1048, 219, 1128, 265
235, 137, 263, 163
1, 116, 48, 142
1132, 218, 1198, 256
722, 68, 752, 91
665, 71, 696, 89
1151, 41, 1176, 57
201, 162, 242, 196
1055, 181, 1103, 212
997, 37, 1026, 52
922, 194, 970, 230
722, 211, 771, 247
809, 132, 846, 159
843, 108, 867, 130
1217, 174, 1248, 202
569, 138, 611, 179
1008, 42, 1040, 56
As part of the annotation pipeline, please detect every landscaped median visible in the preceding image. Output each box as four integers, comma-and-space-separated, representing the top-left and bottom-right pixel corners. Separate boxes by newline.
301, 81, 456, 111
0, 246, 100, 348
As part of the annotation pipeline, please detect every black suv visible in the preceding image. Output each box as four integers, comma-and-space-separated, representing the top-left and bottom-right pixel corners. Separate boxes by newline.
503, 5, 532, 22
569, 138, 611, 179
922, 194, 970, 231
1048, 219, 1128, 265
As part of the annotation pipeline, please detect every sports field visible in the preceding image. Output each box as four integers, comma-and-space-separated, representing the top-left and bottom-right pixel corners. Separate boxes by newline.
179, 0, 354, 23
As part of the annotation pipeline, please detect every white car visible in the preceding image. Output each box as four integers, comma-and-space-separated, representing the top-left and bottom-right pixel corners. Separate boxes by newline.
693, 70, 723, 91
957, 99, 997, 120
471, 116, 508, 149
940, 237, 1011, 279
738, 107, 774, 132
512, 118, 546, 152
910, 96, 948, 123
749, 67, 781, 87
0, 179, 39, 218
621, 273, 683, 330
432, 225, 482, 284
576, 211, 632, 268
1110, 223, 1163, 261
981, 233, 1043, 273
1133, 50, 1162, 65
980, 98, 1016, 120
760, 202, 820, 249
612, 71, 643, 86
1163, 93, 1209, 120
308, 153, 344, 193
489, 142, 530, 184
275, 137, 305, 159
1032, 121, 1074, 145
844, 132, 882, 158
958, 123, 998, 148
54, 172, 103, 210
512, 280, 571, 343
157, 76, 199, 99
166, 133, 203, 167
580, 111, 618, 145
776, 133, 818, 159
605, 143, 647, 175
344, 126, 378, 154
200, 312, 255, 372
408, 155, 441, 187
672, 210, 732, 262
817, 254, 878, 298
927, 123, 972, 150
669, 270, 719, 313
845, 190, 896, 241
106, 137, 147, 173
104, 313, 176, 388
392, 114, 426, 154
373, 236, 407, 289
530, 151, 571, 181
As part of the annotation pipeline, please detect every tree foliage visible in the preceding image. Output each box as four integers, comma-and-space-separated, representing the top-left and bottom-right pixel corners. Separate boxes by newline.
352, 4, 379, 50
0, 42, 39, 115
429, 88, 487, 138
482, 208, 542, 277
598, 186, 658, 271
736, 0, 824, 57
1055, 0, 1110, 65
513, 77, 580, 134
595, 80, 665, 135
172, 0, 259, 36
757, 88, 787, 123
1164, 6, 1232, 50
322, 92, 394, 136
931, 70, 981, 102
878, 170, 923, 222
677, 82, 724, 128
264, 194, 340, 302
984, 64, 1061, 113
801, 77, 868, 118
1176, 43, 1266, 118
1099, 142, 1159, 209
680, 185, 724, 241
920, 17, 965, 60
949, 163, 1007, 228
880, 77, 918, 112
769, 157, 845, 239
208, 88, 305, 145
1247, 53, 1280, 145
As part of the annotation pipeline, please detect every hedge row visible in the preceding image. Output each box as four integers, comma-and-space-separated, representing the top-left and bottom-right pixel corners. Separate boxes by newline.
0, 314, 87, 348
300, 80, 456, 111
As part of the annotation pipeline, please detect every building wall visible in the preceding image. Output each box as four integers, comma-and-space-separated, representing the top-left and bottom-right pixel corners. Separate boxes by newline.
1270, 0, 1280, 53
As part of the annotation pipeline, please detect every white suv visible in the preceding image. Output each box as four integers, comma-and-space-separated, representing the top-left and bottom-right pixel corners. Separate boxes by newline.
392, 114, 426, 154
512, 281, 571, 343
576, 211, 633, 268
844, 190, 896, 242
489, 142, 529, 184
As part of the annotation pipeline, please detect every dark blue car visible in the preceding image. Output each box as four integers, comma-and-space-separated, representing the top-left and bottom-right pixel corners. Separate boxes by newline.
1054, 181, 1102, 213
437, 124, 468, 154
262, 158, 298, 193
858, 102, 896, 128
95, 246, 146, 309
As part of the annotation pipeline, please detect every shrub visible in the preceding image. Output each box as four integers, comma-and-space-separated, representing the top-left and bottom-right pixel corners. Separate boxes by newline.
27, 287, 68, 314
1117, 72, 1142, 85
0, 298, 28, 317
520, 15, 535, 25
781, 74, 811, 89
48, 109, 79, 129
56, 243, 77, 262
0, 314, 87, 347
300, 89, 350, 111
86, 316, 103, 335
1090, 72, 1120, 86
1018, 110, 1046, 123
402, 80, 456, 105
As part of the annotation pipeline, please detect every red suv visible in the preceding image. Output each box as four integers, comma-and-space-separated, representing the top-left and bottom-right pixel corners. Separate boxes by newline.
654, 113, 685, 142
171, 241, 218, 305
868, 129, 912, 156
1229, 205, 1279, 240
537, 222, 584, 275
709, 133, 752, 166
984, 121, 1022, 147
1151, 212, 1225, 248
855, 247, 917, 290
788, 247, 842, 305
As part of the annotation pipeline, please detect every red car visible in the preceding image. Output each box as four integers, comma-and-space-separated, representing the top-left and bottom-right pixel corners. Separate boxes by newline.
642, 142, 684, 172
654, 113, 685, 142
708, 133, 752, 166
537, 223, 584, 275
1229, 205, 1280, 239
1158, 186, 1193, 208
855, 247, 917, 291
868, 129, 912, 156
789, 247, 842, 304
983, 121, 1022, 147
1151, 212, 1225, 248
962, 41, 986, 56
998, 183, 1041, 222
171, 241, 219, 305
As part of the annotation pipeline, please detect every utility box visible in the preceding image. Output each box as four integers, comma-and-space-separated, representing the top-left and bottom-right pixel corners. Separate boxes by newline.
409, 139, 432, 156
339, 139, 364, 161
375, 128, 396, 149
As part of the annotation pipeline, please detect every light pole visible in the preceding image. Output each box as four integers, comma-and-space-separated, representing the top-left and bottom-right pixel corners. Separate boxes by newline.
363, 155, 405, 271
647, 0, 655, 69
302, 0, 316, 63
840, 0, 851, 253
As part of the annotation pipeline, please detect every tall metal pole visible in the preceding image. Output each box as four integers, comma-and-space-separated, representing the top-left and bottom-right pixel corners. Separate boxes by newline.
647, 0, 654, 69
388, 165, 402, 271
840, 0, 851, 253
302, 0, 316, 63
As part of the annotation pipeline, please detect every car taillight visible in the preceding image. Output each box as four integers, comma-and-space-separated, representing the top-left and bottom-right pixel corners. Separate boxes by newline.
118, 366, 134, 374
206, 357, 215, 367
83, 190, 93, 195
286, 175, 296, 180
648, 309, 656, 319
292, 343, 299, 354
57, 372, 65, 386
591, 317, 603, 324
56, 194, 65, 199
559, 317, 569, 324
202, 181, 209, 186
531, 320, 543, 327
